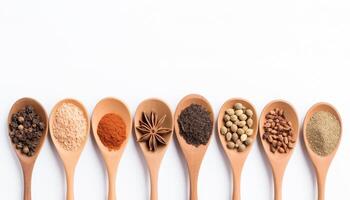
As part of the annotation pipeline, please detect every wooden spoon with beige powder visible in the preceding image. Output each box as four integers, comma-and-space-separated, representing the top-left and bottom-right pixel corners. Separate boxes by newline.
49, 99, 90, 200
303, 102, 342, 200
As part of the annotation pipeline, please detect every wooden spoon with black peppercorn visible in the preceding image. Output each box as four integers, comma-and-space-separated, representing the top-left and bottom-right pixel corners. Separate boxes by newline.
259, 100, 299, 200
8, 97, 48, 200
174, 94, 214, 200
134, 98, 174, 200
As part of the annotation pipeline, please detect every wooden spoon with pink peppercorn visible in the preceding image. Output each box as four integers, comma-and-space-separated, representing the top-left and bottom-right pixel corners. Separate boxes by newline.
259, 100, 299, 200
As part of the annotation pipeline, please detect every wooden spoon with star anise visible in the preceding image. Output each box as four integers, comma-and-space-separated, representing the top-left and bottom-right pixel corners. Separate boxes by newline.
134, 98, 174, 200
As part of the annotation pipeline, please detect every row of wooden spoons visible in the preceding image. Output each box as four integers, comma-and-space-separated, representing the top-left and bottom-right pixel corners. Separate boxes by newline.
8, 94, 341, 200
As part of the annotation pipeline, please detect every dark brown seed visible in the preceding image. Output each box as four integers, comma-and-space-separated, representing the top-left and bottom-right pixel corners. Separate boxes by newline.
9, 105, 45, 157
178, 104, 212, 147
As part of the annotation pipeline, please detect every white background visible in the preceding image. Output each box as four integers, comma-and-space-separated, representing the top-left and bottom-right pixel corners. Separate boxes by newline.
0, 0, 349, 199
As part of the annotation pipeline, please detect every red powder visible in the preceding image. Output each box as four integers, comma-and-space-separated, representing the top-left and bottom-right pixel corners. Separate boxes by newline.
97, 113, 126, 150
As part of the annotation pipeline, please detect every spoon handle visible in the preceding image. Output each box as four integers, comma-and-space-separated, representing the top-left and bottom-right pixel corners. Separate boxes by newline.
316, 168, 327, 200
107, 164, 117, 200
189, 166, 200, 200
272, 169, 284, 200
65, 167, 75, 200
23, 165, 34, 200
232, 166, 242, 200
149, 167, 159, 200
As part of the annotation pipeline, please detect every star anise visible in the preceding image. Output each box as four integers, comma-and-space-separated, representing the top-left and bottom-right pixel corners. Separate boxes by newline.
136, 111, 172, 151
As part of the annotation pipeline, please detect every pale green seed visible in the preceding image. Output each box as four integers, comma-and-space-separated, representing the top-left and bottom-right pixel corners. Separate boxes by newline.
220, 126, 228, 135
232, 133, 239, 142
230, 124, 238, 132
239, 114, 247, 121
245, 138, 253, 146
224, 114, 231, 122
238, 144, 246, 152
238, 121, 246, 127
247, 118, 253, 127
235, 109, 243, 116
240, 134, 248, 142
237, 128, 244, 135
243, 126, 248, 131
226, 132, 232, 141
246, 109, 253, 117
234, 103, 243, 110
226, 121, 233, 127
246, 129, 253, 136
230, 115, 238, 122
226, 108, 235, 116
227, 142, 236, 149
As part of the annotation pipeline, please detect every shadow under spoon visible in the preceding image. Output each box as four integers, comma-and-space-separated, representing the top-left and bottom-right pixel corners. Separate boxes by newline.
217, 98, 258, 200
302, 103, 342, 200
259, 100, 299, 200
134, 98, 174, 200
174, 94, 214, 200
49, 98, 90, 200
91, 97, 132, 200
8, 97, 48, 200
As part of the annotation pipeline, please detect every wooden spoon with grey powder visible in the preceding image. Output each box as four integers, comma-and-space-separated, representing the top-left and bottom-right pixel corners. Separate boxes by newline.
303, 103, 342, 200
49, 99, 90, 200
174, 94, 214, 200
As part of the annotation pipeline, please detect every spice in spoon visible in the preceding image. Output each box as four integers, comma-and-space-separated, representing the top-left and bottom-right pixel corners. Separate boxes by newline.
52, 103, 88, 151
262, 108, 295, 153
220, 103, 254, 152
306, 111, 341, 156
9, 106, 45, 156
136, 111, 172, 151
97, 113, 126, 151
178, 104, 212, 147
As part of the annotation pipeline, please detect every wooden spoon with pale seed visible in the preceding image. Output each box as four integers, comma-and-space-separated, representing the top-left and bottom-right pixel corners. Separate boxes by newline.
8, 97, 48, 200
217, 98, 258, 200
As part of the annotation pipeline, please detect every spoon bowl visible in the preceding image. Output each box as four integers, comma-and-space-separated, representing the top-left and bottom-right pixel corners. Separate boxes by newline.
49, 98, 90, 200
8, 97, 48, 200
134, 98, 173, 200
259, 100, 299, 200
303, 102, 342, 200
217, 98, 258, 200
91, 97, 132, 200
174, 94, 214, 200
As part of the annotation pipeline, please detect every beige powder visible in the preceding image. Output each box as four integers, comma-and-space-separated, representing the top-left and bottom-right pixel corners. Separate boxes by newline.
52, 103, 87, 151
306, 111, 341, 156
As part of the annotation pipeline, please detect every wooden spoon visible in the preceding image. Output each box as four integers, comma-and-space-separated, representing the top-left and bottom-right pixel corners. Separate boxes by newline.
302, 102, 342, 200
49, 99, 90, 200
174, 94, 214, 200
91, 97, 132, 200
134, 98, 174, 200
8, 97, 48, 200
259, 100, 299, 200
217, 98, 258, 200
